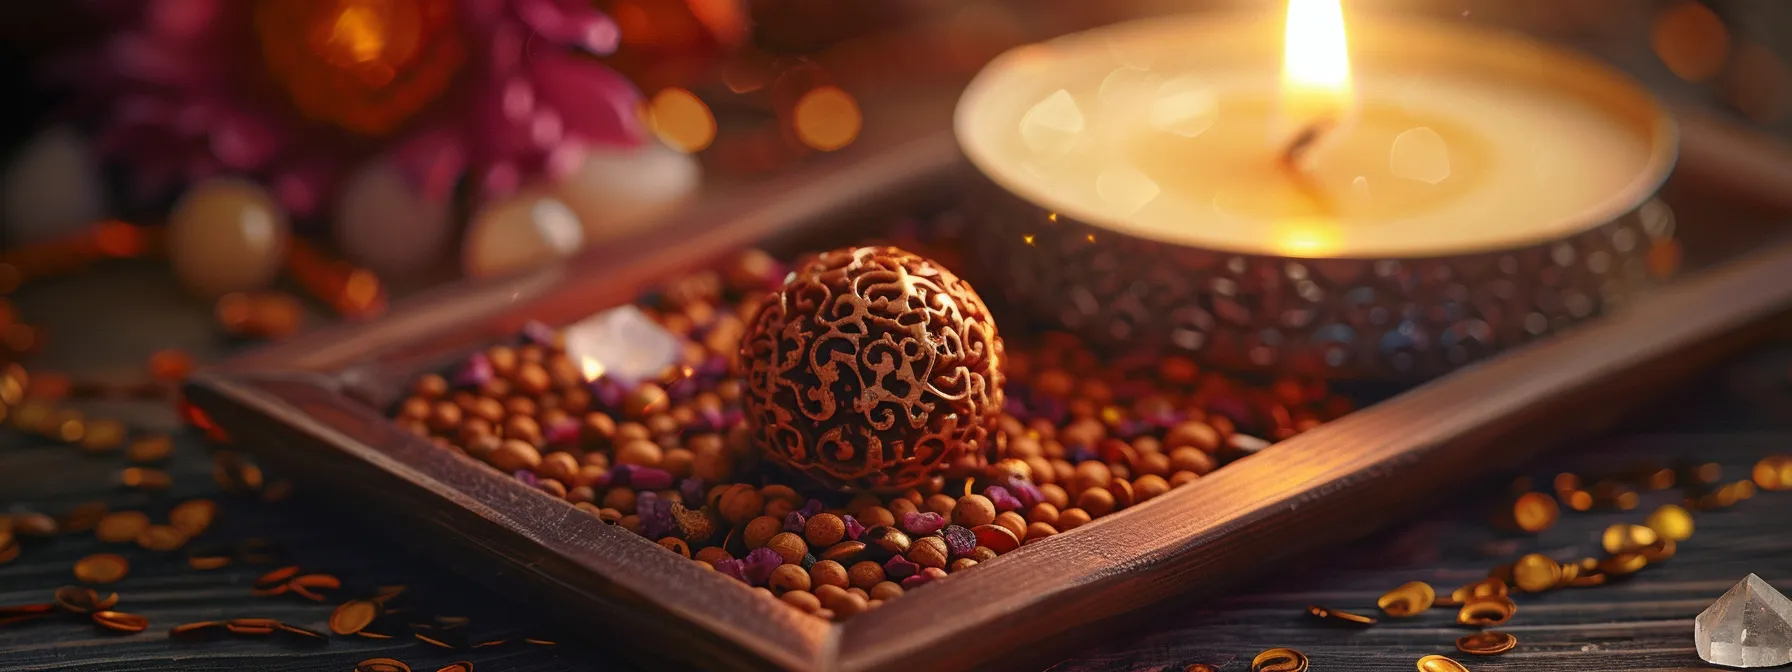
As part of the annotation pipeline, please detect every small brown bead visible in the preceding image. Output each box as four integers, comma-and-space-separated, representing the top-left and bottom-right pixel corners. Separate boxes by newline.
458, 418, 493, 443
886, 498, 920, 519
847, 561, 885, 589
1026, 522, 1059, 541
895, 489, 925, 505
1027, 503, 1060, 526
1136, 451, 1172, 477
1060, 418, 1105, 448
1107, 478, 1135, 509
810, 561, 850, 589
717, 484, 765, 524
428, 401, 462, 433
766, 532, 809, 565
825, 591, 868, 618
414, 373, 449, 399
781, 589, 821, 612
537, 451, 579, 482
862, 526, 911, 559
1134, 474, 1170, 502
1057, 507, 1093, 530
856, 505, 896, 528
465, 434, 501, 460
1077, 487, 1116, 518
1169, 447, 1216, 475
567, 485, 596, 504
846, 587, 870, 601
581, 412, 617, 445
819, 541, 867, 564
949, 558, 979, 574
763, 499, 795, 520
618, 514, 643, 534
924, 493, 957, 517
399, 397, 430, 421
769, 563, 811, 594
602, 488, 638, 515
994, 511, 1028, 539
1052, 460, 1075, 485
615, 421, 653, 443
577, 463, 607, 486
805, 513, 846, 547
744, 516, 783, 549
1170, 471, 1201, 487
515, 363, 551, 396
661, 448, 694, 478
1040, 483, 1070, 509
503, 395, 536, 418
615, 439, 664, 468
907, 536, 949, 569
597, 507, 624, 524
489, 439, 542, 472
538, 478, 568, 499
694, 546, 732, 567
952, 495, 997, 528
487, 346, 518, 375
760, 484, 803, 507
658, 537, 691, 557
968, 546, 998, 562
624, 383, 670, 419
1023, 457, 1057, 485
1165, 421, 1220, 452
482, 378, 512, 400
503, 415, 542, 445
1072, 461, 1112, 494
646, 412, 680, 438
869, 581, 904, 601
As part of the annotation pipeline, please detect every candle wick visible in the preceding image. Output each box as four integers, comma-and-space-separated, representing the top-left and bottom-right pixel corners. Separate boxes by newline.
1279, 117, 1335, 171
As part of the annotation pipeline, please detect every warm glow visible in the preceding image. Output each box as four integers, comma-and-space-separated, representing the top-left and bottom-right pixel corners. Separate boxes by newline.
649, 88, 717, 153
329, 5, 387, 64
1281, 0, 1354, 122
793, 86, 862, 152
581, 356, 606, 382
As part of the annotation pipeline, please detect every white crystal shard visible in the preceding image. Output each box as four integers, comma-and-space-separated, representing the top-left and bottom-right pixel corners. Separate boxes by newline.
1697, 574, 1792, 668
561, 305, 683, 386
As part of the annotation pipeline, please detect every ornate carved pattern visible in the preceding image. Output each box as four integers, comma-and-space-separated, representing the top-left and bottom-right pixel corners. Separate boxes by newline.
742, 246, 1005, 491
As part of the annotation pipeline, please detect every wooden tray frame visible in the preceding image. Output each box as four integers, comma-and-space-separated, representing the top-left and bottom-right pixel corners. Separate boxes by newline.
185, 109, 1792, 671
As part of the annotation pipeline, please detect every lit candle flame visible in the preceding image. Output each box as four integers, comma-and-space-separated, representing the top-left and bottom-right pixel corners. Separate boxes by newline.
1279, 0, 1355, 168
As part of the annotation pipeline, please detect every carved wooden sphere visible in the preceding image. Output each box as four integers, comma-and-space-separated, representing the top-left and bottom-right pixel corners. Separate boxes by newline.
741, 246, 1005, 491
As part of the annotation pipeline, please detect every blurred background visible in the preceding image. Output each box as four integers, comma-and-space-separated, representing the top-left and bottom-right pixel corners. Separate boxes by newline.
0, 0, 1788, 384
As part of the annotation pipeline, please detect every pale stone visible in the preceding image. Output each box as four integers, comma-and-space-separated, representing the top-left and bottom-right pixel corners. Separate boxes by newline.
554, 141, 700, 247
461, 191, 584, 279
1696, 574, 1792, 668
2, 126, 108, 244
561, 305, 682, 387
333, 159, 453, 278
167, 177, 291, 297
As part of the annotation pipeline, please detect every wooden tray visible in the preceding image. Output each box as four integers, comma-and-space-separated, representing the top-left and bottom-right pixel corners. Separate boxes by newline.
184, 99, 1792, 670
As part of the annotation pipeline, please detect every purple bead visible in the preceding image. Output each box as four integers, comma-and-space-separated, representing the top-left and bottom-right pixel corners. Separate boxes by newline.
842, 515, 865, 541
720, 408, 744, 428
982, 486, 1021, 512
1068, 445, 1098, 464
591, 378, 625, 409
901, 573, 935, 589
638, 492, 675, 538
607, 464, 639, 487
512, 470, 538, 487
941, 525, 976, 557
697, 407, 725, 432
742, 547, 782, 586
542, 418, 581, 445
883, 555, 919, 580
1002, 395, 1028, 416
521, 320, 556, 345
783, 510, 807, 533
715, 558, 748, 583
698, 354, 729, 377
630, 468, 673, 491
451, 353, 494, 388
666, 376, 697, 402
802, 499, 825, 517
1008, 481, 1044, 509
899, 511, 946, 535
679, 478, 705, 504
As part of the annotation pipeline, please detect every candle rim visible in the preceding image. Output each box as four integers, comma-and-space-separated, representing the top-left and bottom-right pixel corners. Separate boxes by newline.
954, 11, 1678, 260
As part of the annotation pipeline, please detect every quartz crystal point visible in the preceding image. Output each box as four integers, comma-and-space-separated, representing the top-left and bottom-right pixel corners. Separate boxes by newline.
1696, 574, 1792, 668
561, 305, 683, 387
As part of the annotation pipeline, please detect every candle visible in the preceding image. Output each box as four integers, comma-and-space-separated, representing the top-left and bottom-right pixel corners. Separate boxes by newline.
956, 5, 1675, 259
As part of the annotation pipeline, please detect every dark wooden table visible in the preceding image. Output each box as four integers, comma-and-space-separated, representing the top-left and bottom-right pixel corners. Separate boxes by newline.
5, 260, 1792, 672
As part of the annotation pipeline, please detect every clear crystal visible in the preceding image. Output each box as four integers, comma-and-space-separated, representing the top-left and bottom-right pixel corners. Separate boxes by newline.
561, 305, 683, 386
1697, 574, 1792, 668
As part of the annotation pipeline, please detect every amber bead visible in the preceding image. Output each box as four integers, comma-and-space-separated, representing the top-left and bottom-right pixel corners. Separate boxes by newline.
1134, 474, 1171, 502
1165, 421, 1220, 452
1170, 471, 1201, 487
862, 525, 912, 560
805, 513, 846, 547
1077, 488, 1116, 517
782, 589, 821, 612
537, 452, 579, 483
857, 505, 896, 528
602, 489, 638, 515
820, 541, 867, 564
968, 546, 998, 563
694, 546, 732, 567
950, 557, 979, 572
1057, 508, 1092, 530
869, 581, 903, 601
826, 591, 868, 618
489, 440, 541, 472
951, 495, 996, 528
744, 516, 783, 550
1025, 522, 1058, 541
661, 448, 694, 478
717, 484, 765, 524
1168, 447, 1215, 476
907, 536, 949, 569
810, 561, 850, 589
1135, 452, 1172, 477
993, 511, 1028, 539
615, 439, 664, 468
768, 564, 811, 595
924, 494, 957, 517
887, 498, 920, 519
658, 537, 691, 557
848, 561, 885, 589
760, 484, 803, 508
1040, 483, 1070, 509
766, 532, 808, 565
1027, 503, 1060, 526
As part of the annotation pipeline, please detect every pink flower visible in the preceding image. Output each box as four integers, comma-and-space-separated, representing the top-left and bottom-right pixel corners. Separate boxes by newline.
60, 0, 645, 216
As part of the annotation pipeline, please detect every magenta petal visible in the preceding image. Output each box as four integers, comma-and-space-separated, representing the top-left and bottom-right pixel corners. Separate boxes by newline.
526, 52, 645, 148
392, 127, 468, 203
272, 162, 333, 216
147, 0, 219, 40
514, 0, 620, 54
210, 112, 280, 169
108, 34, 196, 85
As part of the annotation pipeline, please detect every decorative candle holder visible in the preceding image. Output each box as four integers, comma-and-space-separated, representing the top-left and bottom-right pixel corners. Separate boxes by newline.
957, 13, 1680, 378
970, 192, 1677, 378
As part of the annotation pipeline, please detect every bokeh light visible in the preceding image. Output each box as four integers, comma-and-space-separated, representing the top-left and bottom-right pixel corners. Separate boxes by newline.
793, 86, 862, 151
1651, 1, 1729, 83
648, 87, 717, 153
